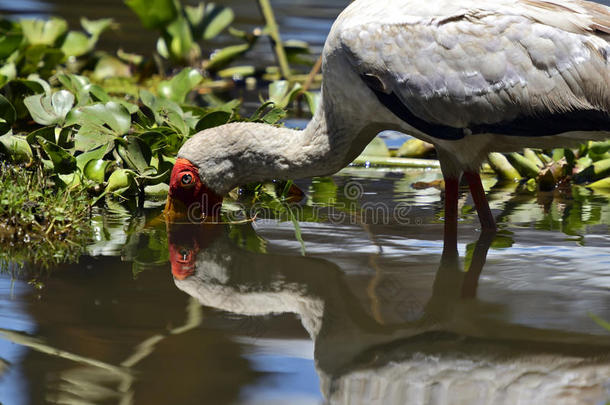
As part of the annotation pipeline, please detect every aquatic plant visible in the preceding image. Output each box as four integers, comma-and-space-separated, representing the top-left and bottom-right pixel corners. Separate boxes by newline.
0, 163, 92, 270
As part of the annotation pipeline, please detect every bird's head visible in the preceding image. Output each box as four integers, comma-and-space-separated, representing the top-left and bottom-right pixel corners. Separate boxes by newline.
164, 157, 223, 222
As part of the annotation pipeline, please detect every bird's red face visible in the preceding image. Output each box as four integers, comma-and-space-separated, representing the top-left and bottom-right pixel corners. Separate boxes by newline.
164, 158, 223, 222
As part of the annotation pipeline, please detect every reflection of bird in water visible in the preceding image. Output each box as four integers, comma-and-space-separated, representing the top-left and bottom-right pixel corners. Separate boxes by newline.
167, 223, 610, 405
165, 0, 610, 245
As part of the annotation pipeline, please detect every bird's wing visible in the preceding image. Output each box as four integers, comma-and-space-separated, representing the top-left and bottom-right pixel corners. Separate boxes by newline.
339, 0, 610, 138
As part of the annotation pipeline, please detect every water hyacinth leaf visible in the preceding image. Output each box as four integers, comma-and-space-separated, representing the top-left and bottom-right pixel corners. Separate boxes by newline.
81, 17, 114, 38
24, 90, 74, 126
75, 144, 109, 170
118, 136, 152, 173
61, 31, 91, 57
106, 168, 136, 194
201, 4, 234, 40
124, 0, 178, 30
37, 136, 76, 174
217, 65, 256, 79
1, 79, 45, 119
185, 4, 205, 37
20, 18, 68, 46
166, 16, 198, 62
361, 137, 390, 157
195, 110, 231, 132
21, 45, 65, 78
206, 43, 251, 71
93, 55, 130, 80
0, 94, 16, 134
268, 80, 302, 108
0, 23, 22, 59
117, 48, 143, 65
157, 68, 203, 103
0, 133, 33, 163
0, 63, 17, 87
67, 102, 131, 135
261, 107, 286, 124
303, 91, 320, 114
83, 159, 114, 183
25, 125, 55, 145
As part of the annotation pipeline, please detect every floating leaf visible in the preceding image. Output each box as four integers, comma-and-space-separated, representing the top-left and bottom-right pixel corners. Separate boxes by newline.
106, 168, 136, 194
117, 136, 152, 173
201, 4, 234, 40
206, 43, 251, 71
20, 18, 68, 46
93, 55, 131, 80
75, 144, 109, 170
0, 133, 32, 163
61, 31, 91, 57
0, 79, 45, 119
261, 107, 286, 124
83, 159, 114, 183
195, 110, 231, 132
0, 94, 16, 134
157, 68, 203, 103
21, 45, 65, 78
0, 22, 22, 59
37, 136, 77, 174
81, 17, 114, 38
24, 90, 74, 126
166, 16, 199, 62
67, 101, 131, 135
124, 0, 178, 29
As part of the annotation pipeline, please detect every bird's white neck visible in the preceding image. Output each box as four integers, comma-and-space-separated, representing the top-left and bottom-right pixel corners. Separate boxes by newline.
179, 98, 387, 194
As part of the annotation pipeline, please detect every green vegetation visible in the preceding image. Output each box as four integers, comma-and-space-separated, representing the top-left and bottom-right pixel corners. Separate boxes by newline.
0, 163, 91, 270
0, 0, 320, 267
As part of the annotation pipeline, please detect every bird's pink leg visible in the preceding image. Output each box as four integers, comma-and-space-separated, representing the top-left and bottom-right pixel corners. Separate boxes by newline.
442, 176, 459, 258
463, 171, 496, 231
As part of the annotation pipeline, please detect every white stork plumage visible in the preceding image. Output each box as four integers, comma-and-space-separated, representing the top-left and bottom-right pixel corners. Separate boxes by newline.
165, 0, 610, 241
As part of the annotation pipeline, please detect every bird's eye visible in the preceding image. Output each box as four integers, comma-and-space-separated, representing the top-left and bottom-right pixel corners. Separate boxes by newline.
181, 173, 194, 186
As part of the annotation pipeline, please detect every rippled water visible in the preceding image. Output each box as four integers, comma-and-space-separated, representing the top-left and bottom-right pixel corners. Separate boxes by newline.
1, 167, 610, 405
1, 1, 610, 404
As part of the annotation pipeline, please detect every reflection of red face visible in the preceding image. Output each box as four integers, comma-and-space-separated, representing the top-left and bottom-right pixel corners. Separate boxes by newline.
164, 158, 223, 222
169, 242, 198, 280
167, 222, 224, 280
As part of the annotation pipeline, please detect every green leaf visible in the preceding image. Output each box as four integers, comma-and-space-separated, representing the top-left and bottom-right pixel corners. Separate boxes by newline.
261, 107, 286, 124
0, 133, 32, 163
20, 18, 68, 46
157, 68, 203, 103
24, 90, 74, 126
0, 24, 23, 59
83, 159, 114, 183
106, 168, 136, 194
201, 4, 234, 40
0, 79, 45, 119
117, 136, 152, 173
206, 43, 251, 71
165, 16, 198, 62
61, 31, 91, 57
21, 45, 65, 78
0, 94, 16, 135
37, 136, 77, 174
81, 17, 114, 38
93, 55, 130, 80
75, 144, 109, 170
195, 110, 231, 132
67, 101, 131, 135
25, 125, 55, 145
124, 0, 178, 29
268, 80, 302, 108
